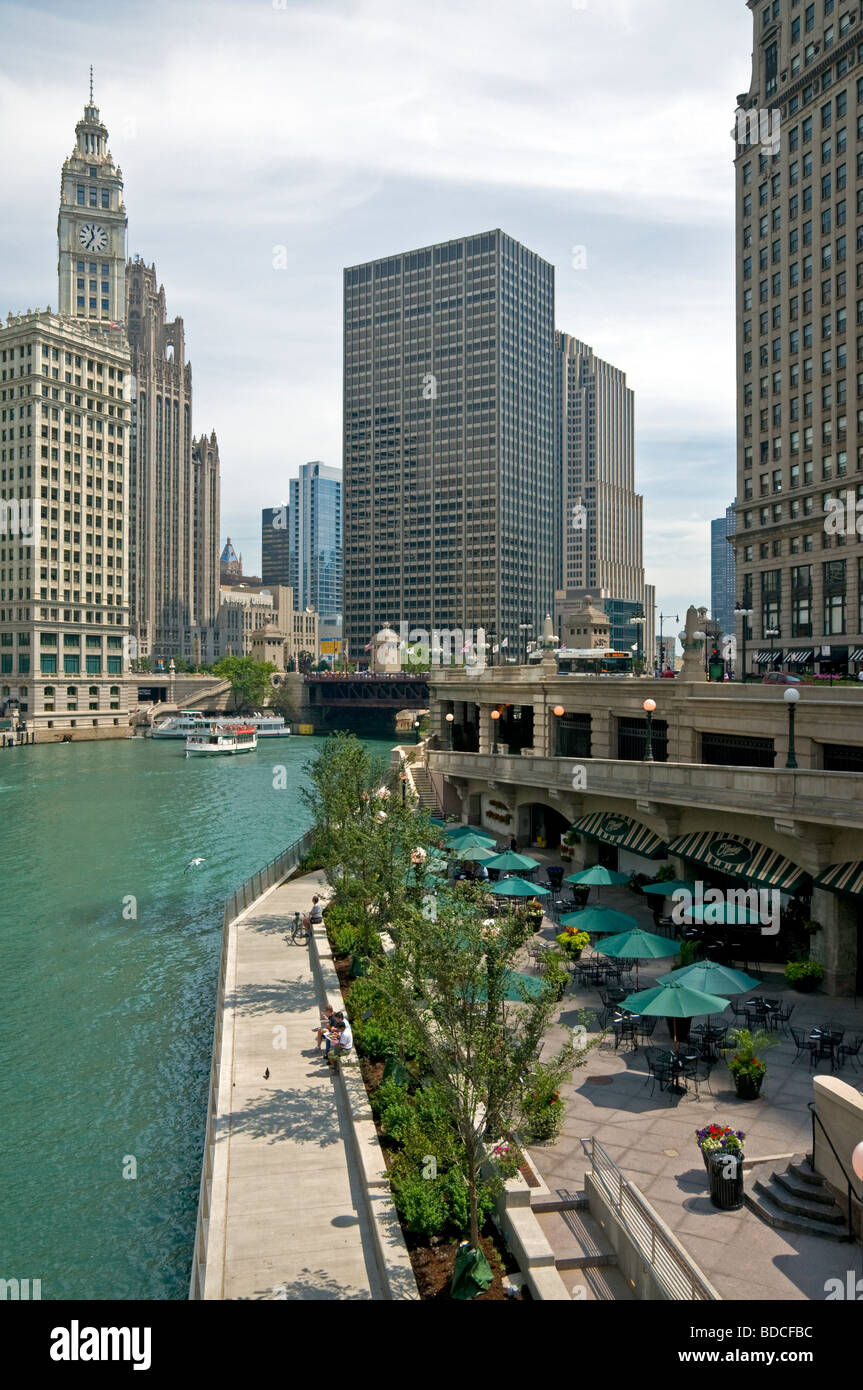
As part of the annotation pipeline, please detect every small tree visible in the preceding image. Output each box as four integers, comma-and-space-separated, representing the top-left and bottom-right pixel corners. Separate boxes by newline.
212, 655, 276, 710
373, 885, 576, 1248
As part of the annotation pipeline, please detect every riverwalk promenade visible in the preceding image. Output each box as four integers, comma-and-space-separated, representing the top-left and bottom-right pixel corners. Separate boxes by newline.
195, 870, 385, 1300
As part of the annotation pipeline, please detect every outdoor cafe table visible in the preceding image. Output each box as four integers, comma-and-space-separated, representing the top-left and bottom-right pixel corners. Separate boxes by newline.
745, 997, 780, 1028
691, 1023, 727, 1063
653, 1049, 699, 1095
808, 1027, 844, 1069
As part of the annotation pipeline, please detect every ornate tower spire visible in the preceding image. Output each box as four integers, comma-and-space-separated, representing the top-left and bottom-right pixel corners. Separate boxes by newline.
57, 85, 127, 325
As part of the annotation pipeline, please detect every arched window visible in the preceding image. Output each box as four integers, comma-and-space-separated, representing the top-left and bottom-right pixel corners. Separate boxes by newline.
109, 686, 119, 697
44, 686, 55, 696
89, 686, 99, 697
67, 686, 77, 698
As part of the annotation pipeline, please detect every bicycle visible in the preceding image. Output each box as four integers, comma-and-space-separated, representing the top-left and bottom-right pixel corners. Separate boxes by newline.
286, 911, 310, 946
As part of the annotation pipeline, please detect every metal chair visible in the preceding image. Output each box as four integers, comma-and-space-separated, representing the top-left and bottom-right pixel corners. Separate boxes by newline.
789, 1026, 810, 1062
837, 1035, 863, 1070
683, 1053, 714, 1100
774, 1001, 795, 1035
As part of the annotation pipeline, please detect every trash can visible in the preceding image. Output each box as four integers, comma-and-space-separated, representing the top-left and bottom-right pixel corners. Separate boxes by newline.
708, 1152, 744, 1210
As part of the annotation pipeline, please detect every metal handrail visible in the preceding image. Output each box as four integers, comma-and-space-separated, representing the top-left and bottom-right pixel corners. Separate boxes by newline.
809, 1100, 863, 1241
582, 1137, 719, 1300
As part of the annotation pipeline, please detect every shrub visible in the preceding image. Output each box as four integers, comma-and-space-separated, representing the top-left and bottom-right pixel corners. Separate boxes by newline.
556, 928, 590, 954
389, 1155, 496, 1240
521, 1061, 567, 1142
785, 959, 825, 984
346, 976, 417, 1061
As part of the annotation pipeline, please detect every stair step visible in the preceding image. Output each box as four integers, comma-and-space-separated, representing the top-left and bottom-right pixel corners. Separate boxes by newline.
754, 1176, 845, 1224
558, 1264, 635, 1300
531, 1193, 589, 1215
789, 1156, 826, 1188
745, 1184, 849, 1242
535, 1207, 617, 1269
774, 1168, 839, 1207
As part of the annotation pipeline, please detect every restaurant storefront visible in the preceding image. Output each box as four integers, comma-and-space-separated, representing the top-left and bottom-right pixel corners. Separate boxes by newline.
570, 811, 668, 877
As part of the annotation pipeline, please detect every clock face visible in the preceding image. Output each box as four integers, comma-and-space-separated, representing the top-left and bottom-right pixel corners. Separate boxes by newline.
78, 223, 108, 252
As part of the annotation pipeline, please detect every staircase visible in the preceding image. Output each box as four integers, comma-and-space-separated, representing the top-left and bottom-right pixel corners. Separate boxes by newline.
745, 1155, 849, 1241
410, 762, 438, 812
531, 1192, 634, 1300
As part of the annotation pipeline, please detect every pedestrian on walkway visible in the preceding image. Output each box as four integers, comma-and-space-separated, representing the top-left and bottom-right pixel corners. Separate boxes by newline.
304, 895, 324, 931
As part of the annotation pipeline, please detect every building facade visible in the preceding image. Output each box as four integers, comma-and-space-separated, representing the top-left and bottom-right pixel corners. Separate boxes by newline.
1, 91, 133, 736
261, 504, 291, 589
733, 2, 863, 677
710, 505, 737, 636
343, 230, 555, 661
289, 461, 342, 637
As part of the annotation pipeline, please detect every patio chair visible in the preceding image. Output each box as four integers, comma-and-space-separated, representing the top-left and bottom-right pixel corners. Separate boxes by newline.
597, 990, 617, 1028
789, 1026, 811, 1062
775, 1001, 795, 1035
837, 1035, 863, 1070
635, 1016, 658, 1045
682, 1054, 714, 1100
729, 1000, 747, 1020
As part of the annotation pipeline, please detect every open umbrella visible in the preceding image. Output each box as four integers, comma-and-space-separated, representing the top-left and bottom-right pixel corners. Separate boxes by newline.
598, 926, 679, 988
680, 901, 765, 926
654, 960, 760, 1034
620, 979, 730, 1052
484, 850, 540, 874
457, 845, 499, 863
443, 832, 497, 854
641, 879, 697, 897
470, 969, 546, 1002
559, 905, 639, 935
565, 866, 630, 887
493, 875, 550, 898
442, 824, 495, 843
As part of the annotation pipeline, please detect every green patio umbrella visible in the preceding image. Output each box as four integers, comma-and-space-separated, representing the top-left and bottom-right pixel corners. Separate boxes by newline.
442, 824, 495, 843
597, 926, 679, 988
620, 979, 730, 1051
483, 850, 540, 874
680, 901, 765, 926
471, 969, 546, 1002
654, 960, 760, 1033
641, 880, 697, 897
559, 906, 639, 935
444, 832, 497, 854
492, 876, 550, 898
565, 866, 630, 886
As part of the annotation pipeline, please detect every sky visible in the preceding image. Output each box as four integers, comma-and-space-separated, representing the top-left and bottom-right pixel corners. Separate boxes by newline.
0, 0, 754, 629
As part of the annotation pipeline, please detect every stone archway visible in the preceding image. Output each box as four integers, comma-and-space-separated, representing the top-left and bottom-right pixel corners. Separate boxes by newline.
515, 801, 570, 852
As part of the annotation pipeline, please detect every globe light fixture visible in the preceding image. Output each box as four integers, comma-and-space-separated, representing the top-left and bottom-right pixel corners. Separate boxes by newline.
490, 707, 501, 755
445, 711, 455, 749
642, 698, 657, 763
553, 705, 565, 717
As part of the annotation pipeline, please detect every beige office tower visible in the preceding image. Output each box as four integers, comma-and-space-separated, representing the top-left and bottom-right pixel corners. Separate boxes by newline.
126, 260, 220, 663
733, 3, 863, 678
0, 88, 132, 735
554, 332, 653, 657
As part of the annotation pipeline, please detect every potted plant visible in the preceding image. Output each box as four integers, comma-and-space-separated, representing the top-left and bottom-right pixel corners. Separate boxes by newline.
723, 1027, 776, 1100
696, 1126, 746, 1210
555, 927, 590, 961
785, 959, 825, 992
695, 1124, 745, 1173
542, 948, 570, 1002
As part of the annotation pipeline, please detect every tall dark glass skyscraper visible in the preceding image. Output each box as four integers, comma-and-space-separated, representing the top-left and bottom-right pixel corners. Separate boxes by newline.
343, 230, 555, 658
711, 506, 737, 637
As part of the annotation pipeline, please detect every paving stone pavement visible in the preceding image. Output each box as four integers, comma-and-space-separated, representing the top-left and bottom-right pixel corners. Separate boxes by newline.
521, 881, 863, 1301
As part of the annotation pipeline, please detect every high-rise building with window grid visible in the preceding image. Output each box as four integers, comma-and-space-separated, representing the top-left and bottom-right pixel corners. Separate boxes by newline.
289, 461, 342, 633
733, 0, 863, 677
343, 230, 555, 659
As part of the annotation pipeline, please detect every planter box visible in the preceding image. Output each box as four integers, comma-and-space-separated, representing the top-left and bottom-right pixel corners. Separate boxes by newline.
733, 1071, 764, 1101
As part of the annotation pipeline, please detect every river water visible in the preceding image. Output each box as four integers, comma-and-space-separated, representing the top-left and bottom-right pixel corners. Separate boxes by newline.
0, 732, 393, 1300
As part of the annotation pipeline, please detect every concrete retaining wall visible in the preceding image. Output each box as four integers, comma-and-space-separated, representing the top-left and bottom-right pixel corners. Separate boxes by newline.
813, 1075, 863, 1237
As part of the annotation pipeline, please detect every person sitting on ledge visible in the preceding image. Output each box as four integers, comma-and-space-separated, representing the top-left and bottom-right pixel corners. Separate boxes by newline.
324, 1018, 353, 1066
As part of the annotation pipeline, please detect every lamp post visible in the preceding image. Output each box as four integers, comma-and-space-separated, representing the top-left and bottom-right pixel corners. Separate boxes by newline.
414, 718, 421, 744
519, 622, 533, 665
490, 708, 501, 755
734, 605, 754, 682
659, 612, 678, 674
445, 711, 454, 749
487, 629, 497, 669
642, 698, 657, 763
401, 774, 408, 805
765, 627, 780, 672
552, 703, 564, 757
784, 687, 800, 769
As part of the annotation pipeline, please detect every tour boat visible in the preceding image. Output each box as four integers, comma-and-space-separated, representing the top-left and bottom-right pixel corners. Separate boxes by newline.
154, 710, 290, 739
185, 723, 258, 757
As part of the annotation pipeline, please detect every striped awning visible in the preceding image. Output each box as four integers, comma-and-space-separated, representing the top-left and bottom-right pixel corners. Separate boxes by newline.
785, 650, 814, 665
571, 811, 667, 860
849, 649, 863, 663
754, 651, 782, 665
815, 861, 863, 897
668, 830, 807, 892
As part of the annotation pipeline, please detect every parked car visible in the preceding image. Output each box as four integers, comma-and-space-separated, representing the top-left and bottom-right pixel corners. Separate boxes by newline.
762, 671, 802, 685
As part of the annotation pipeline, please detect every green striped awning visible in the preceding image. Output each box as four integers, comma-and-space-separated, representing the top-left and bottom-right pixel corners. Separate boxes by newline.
815, 862, 863, 897
571, 812, 667, 860
667, 831, 807, 892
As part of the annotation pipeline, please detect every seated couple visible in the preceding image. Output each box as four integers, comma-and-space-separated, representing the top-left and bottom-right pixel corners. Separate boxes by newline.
313, 1003, 353, 1064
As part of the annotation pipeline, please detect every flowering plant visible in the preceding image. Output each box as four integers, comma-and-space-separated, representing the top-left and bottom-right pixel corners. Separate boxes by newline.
556, 928, 590, 953
696, 1124, 745, 1156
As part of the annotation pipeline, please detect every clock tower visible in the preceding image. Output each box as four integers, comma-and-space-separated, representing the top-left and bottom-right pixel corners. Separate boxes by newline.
57, 71, 126, 326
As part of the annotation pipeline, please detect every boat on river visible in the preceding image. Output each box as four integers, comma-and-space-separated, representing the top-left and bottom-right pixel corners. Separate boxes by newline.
185, 723, 258, 757
153, 710, 290, 739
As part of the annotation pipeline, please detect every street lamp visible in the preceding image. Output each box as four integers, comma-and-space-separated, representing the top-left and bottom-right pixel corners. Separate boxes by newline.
784, 687, 800, 769
490, 708, 501, 755
414, 718, 421, 744
552, 704, 564, 757
445, 711, 454, 749
659, 613, 679, 674
487, 629, 497, 669
518, 622, 533, 665
734, 605, 754, 682
630, 615, 646, 670
642, 698, 657, 763
765, 627, 780, 672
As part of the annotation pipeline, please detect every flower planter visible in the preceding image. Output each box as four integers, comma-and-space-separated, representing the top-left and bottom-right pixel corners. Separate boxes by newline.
733, 1071, 763, 1101
708, 1151, 744, 1211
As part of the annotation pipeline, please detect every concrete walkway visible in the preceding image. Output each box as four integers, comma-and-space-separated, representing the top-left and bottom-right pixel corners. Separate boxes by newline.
206, 871, 385, 1300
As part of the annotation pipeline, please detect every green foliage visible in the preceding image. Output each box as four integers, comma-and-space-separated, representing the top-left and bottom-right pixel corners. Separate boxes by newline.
556, 928, 590, 954
653, 865, 678, 883
388, 1157, 495, 1241
211, 655, 276, 709
723, 1027, 777, 1080
785, 959, 825, 983
345, 975, 417, 1060
673, 938, 703, 970
521, 1060, 567, 1142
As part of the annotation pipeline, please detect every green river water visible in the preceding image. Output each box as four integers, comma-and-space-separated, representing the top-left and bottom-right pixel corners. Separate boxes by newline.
0, 732, 394, 1300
